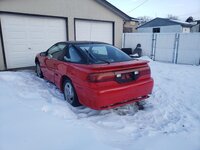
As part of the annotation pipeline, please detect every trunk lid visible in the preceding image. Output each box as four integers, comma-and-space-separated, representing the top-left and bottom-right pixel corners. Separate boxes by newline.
88, 60, 149, 72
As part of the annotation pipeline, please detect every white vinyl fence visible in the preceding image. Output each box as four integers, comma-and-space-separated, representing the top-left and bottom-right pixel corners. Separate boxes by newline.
123, 33, 200, 65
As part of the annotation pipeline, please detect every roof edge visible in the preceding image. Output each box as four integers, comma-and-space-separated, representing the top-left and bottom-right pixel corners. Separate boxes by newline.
137, 18, 158, 29
95, 0, 132, 21
137, 17, 193, 29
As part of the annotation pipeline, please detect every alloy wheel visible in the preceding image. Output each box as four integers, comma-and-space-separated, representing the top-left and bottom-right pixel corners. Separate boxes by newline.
64, 82, 75, 104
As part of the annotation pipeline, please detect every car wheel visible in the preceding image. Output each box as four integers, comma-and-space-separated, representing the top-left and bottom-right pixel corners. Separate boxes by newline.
63, 79, 81, 107
36, 62, 43, 78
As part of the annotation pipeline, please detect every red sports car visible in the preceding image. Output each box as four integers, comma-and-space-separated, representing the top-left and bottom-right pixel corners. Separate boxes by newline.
35, 41, 153, 110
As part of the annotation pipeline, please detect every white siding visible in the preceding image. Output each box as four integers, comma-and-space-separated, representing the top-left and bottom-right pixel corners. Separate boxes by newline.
161, 25, 182, 32
138, 25, 182, 33
137, 27, 153, 33
191, 24, 200, 32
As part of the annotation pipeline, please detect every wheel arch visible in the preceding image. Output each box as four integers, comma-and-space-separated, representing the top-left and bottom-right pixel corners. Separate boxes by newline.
60, 75, 72, 92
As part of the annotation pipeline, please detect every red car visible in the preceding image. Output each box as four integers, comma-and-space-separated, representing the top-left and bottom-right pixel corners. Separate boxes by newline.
35, 41, 153, 110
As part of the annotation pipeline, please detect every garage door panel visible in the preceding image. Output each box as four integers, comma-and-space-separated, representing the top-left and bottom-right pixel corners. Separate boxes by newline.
3, 32, 27, 40
75, 20, 113, 44
47, 20, 66, 27
1, 16, 26, 26
28, 26, 44, 32
1, 14, 67, 69
3, 26, 28, 32
28, 18, 44, 26
91, 22, 112, 44
6, 56, 32, 68
6, 45, 27, 53
4, 39, 29, 46
75, 20, 91, 41
29, 32, 44, 39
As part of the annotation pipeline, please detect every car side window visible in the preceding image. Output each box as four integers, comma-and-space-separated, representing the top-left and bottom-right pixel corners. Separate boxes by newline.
47, 45, 58, 55
47, 43, 67, 60
64, 46, 82, 63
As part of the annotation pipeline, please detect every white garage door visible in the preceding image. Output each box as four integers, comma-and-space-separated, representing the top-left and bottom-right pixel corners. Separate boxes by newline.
0, 14, 67, 69
75, 20, 113, 45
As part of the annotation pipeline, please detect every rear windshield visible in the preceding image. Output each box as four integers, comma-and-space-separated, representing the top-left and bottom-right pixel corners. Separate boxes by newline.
75, 44, 132, 64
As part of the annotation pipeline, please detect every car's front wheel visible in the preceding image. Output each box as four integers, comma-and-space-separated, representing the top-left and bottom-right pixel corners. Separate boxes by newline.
63, 79, 81, 107
36, 62, 43, 78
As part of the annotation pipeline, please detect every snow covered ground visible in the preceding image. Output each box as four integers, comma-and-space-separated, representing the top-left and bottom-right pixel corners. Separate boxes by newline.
0, 57, 200, 150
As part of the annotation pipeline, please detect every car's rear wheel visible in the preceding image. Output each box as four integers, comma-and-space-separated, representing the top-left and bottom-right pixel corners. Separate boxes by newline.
36, 62, 43, 78
63, 79, 81, 107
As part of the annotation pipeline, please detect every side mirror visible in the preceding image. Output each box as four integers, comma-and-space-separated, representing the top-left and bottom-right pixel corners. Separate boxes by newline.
40, 52, 47, 56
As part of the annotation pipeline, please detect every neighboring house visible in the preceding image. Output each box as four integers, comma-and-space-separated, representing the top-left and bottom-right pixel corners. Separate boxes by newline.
137, 18, 193, 33
0, 0, 132, 70
191, 20, 200, 32
123, 19, 139, 33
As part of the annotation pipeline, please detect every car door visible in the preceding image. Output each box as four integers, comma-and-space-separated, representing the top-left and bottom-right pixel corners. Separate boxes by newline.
44, 43, 67, 83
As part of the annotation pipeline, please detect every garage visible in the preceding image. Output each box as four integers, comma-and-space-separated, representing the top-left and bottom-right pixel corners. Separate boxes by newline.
0, 0, 132, 70
0, 14, 67, 69
75, 19, 114, 45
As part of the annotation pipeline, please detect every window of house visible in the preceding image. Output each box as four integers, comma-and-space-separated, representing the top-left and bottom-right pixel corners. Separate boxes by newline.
153, 28, 160, 33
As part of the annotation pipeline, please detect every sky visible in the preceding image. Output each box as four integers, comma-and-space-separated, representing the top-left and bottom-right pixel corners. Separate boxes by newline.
107, 0, 200, 21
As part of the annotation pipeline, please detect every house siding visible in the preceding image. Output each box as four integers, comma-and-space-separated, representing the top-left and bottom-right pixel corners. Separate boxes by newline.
191, 24, 200, 32
138, 25, 182, 33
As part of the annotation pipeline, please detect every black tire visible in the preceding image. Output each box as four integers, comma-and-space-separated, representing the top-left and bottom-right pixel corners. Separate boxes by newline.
63, 79, 81, 107
36, 62, 43, 78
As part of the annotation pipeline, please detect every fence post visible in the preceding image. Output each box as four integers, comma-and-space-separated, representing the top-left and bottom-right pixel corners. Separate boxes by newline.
173, 33, 180, 64
173, 34, 177, 63
122, 33, 126, 48
151, 33, 157, 60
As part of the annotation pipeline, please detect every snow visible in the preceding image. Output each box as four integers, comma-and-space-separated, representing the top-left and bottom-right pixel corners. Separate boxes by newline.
169, 19, 192, 25
0, 57, 200, 150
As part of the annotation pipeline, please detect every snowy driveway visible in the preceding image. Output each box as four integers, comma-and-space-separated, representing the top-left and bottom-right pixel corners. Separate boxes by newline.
0, 58, 200, 150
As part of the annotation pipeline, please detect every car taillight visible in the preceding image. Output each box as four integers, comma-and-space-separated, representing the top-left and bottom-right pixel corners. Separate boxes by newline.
140, 68, 151, 76
88, 72, 115, 82
88, 67, 151, 83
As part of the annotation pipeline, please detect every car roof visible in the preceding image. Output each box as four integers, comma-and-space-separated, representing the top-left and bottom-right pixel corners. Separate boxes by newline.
58, 41, 109, 45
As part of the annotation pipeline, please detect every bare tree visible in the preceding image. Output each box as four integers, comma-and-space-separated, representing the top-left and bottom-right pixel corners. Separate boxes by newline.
167, 14, 179, 20
186, 16, 194, 23
137, 16, 152, 25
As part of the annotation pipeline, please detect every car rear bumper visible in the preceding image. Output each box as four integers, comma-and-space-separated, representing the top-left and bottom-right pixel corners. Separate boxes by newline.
76, 78, 154, 110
